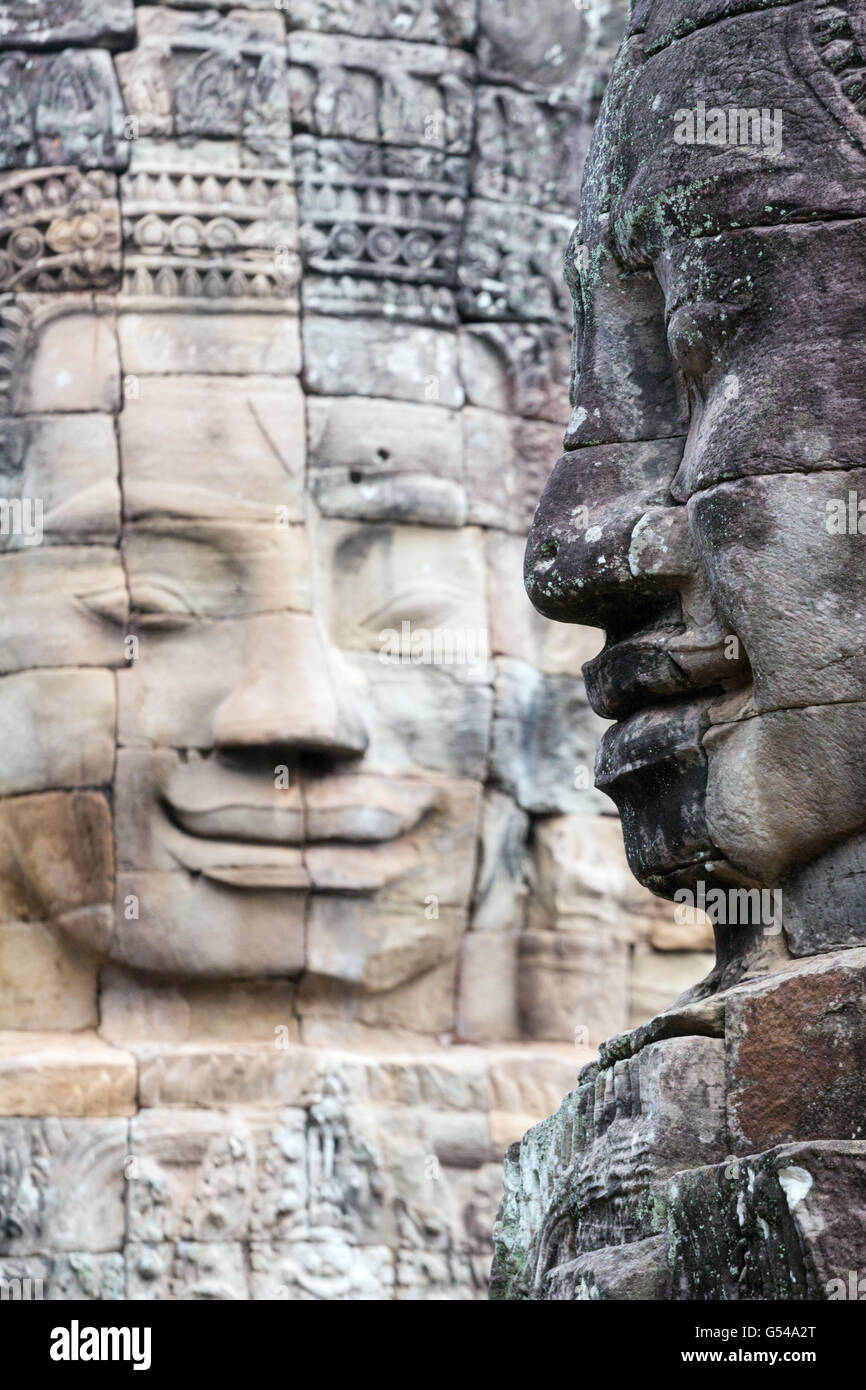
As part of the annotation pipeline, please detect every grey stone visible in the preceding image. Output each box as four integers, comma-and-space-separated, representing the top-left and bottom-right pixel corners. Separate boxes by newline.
0, 49, 128, 172
0, 1118, 127, 1255
116, 8, 290, 159
303, 314, 464, 406
288, 0, 477, 46
0, 168, 121, 293
491, 657, 610, 816
0, 0, 134, 51
288, 33, 475, 153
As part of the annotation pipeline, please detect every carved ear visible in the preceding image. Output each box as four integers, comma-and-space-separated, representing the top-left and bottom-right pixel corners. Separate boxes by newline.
788, 1, 866, 158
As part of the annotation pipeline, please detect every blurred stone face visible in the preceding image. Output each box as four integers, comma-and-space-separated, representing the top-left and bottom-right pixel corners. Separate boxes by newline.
109, 431, 491, 1005
525, 0, 866, 967
0, 0, 674, 1050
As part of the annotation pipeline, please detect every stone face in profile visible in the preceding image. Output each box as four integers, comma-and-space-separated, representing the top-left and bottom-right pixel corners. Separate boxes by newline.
525, 0, 866, 984
497, 0, 866, 1302
0, 0, 714, 1304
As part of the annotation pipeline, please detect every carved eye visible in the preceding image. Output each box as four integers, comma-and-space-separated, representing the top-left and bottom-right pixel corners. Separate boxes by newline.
359, 587, 466, 635
129, 581, 197, 629
77, 584, 129, 625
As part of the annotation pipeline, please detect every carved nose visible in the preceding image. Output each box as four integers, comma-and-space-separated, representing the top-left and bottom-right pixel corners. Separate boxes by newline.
213, 612, 368, 760
524, 437, 686, 631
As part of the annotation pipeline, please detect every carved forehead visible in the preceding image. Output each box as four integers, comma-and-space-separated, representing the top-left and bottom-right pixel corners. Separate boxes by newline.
578, 0, 866, 266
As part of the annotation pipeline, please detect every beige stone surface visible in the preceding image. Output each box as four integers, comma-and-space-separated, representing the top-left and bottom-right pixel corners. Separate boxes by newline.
99, 966, 297, 1046
131, 1040, 581, 1113
457, 932, 520, 1042
118, 312, 302, 376
0, 547, 127, 673
0, 668, 115, 796
124, 519, 312, 620
117, 612, 367, 753
486, 531, 602, 677
345, 652, 493, 781
463, 408, 563, 534
315, 517, 488, 657
529, 813, 636, 929
119, 375, 306, 524
308, 396, 466, 527
0, 1032, 136, 1117
471, 789, 528, 933
518, 927, 631, 1045
114, 746, 305, 873
306, 774, 481, 905
12, 296, 120, 415
650, 913, 715, 952
0, 791, 114, 955
0, 920, 98, 1031
303, 316, 463, 407
111, 871, 307, 978
298, 957, 460, 1045
628, 943, 716, 1031
0, 414, 120, 548
307, 899, 466, 994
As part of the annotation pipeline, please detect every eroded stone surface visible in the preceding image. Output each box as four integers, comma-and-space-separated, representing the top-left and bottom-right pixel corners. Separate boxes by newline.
0, 0, 717, 1305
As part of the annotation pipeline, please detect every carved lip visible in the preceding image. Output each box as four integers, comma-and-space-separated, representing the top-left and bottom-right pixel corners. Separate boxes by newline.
165, 789, 434, 847
160, 776, 437, 889
584, 634, 737, 723
595, 696, 711, 786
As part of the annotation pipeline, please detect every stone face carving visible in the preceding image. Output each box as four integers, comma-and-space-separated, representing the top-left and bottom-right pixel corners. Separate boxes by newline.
495, 0, 866, 1301
0, 0, 716, 1303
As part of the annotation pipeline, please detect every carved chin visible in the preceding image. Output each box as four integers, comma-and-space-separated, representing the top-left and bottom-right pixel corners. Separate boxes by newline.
593, 698, 747, 898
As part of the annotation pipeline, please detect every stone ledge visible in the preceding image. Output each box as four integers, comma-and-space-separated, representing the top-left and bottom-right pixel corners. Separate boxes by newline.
129, 1039, 581, 1113
0, 1031, 136, 1117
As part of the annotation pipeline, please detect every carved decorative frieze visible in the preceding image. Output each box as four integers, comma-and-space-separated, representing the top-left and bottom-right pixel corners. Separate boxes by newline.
473, 87, 586, 214
458, 201, 574, 323
295, 136, 464, 324
288, 0, 478, 47
0, 49, 128, 173
288, 33, 475, 153
0, 0, 135, 51
120, 159, 299, 309
0, 168, 120, 294
115, 8, 290, 161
